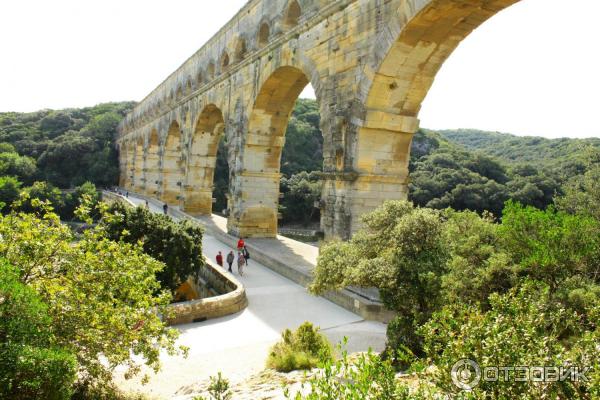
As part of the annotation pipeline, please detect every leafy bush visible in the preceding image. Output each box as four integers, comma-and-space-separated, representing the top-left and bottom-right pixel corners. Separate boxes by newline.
0, 200, 182, 386
193, 372, 232, 400
267, 322, 333, 372
0, 176, 21, 213
311, 201, 447, 355
103, 202, 204, 293
285, 343, 430, 400
420, 282, 597, 399
0, 260, 77, 400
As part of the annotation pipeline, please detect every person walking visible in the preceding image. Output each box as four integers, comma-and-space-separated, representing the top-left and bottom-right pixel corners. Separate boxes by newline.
216, 251, 224, 267
226, 251, 234, 273
242, 246, 250, 266
163, 203, 168, 215
237, 251, 246, 276
145, 200, 149, 209
237, 237, 245, 251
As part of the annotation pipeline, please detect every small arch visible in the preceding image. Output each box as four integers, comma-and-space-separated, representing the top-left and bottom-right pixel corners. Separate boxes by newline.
285, 1, 301, 27
176, 84, 184, 100
185, 77, 193, 95
234, 38, 247, 62
207, 62, 215, 80
258, 22, 270, 46
221, 51, 230, 71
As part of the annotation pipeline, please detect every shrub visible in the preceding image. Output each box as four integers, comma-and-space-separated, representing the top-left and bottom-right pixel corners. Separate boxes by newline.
285, 344, 431, 400
0, 201, 182, 386
0, 260, 77, 400
267, 322, 333, 372
103, 202, 204, 293
311, 201, 448, 356
420, 282, 595, 399
193, 372, 232, 400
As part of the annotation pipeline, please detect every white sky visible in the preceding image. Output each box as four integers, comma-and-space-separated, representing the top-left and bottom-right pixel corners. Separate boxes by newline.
0, 0, 598, 139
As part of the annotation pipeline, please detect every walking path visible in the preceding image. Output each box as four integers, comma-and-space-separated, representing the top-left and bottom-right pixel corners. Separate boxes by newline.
115, 195, 386, 399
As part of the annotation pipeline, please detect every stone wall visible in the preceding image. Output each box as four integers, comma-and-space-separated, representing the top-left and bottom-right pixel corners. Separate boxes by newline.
117, 0, 519, 240
166, 260, 248, 326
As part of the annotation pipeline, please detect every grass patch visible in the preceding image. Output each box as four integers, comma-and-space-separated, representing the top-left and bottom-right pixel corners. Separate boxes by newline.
267, 322, 333, 372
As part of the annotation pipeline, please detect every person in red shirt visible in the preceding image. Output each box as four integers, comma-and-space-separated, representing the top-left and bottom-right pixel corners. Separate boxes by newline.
216, 251, 223, 267
237, 237, 245, 251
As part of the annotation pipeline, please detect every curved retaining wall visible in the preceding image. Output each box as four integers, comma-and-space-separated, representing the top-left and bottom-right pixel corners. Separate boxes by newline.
166, 260, 247, 325
101, 190, 248, 326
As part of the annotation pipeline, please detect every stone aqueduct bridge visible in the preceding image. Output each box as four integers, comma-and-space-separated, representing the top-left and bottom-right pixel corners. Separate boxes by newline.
117, 0, 516, 240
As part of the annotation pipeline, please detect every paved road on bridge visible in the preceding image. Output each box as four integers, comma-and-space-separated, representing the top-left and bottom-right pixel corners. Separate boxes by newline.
115, 195, 386, 399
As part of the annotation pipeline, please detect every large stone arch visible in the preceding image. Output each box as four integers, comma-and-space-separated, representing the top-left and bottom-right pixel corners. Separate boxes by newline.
342, 0, 519, 236
161, 121, 184, 204
144, 129, 161, 197
229, 66, 314, 237
183, 104, 226, 215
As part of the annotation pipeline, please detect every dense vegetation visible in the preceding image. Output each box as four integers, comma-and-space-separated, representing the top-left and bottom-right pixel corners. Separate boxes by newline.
103, 202, 204, 293
310, 170, 600, 397
0, 199, 183, 398
0, 102, 134, 188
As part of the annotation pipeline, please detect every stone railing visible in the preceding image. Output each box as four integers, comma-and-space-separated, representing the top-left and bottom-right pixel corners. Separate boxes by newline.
166, 260, 247, 325
100, 190, 248, 326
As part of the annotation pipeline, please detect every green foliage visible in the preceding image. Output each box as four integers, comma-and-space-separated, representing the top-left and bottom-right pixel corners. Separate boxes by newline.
212, 137, 229, 214
557, 164, 600, 221
311, 201, 447, 355
312, 197, 600, 380
420, 282, 597, 399
193, 372, 233, 400
103, 202, 204, 293
0, 102, 135, 188
500, 201, 600, 292
18, 180, 64, 214
0, 202, 182, 386
286, 343, 429, 400
0, 260, 77, 400
280, 171, 322, 225
0, 151, 37, 184
440, 209, 518, 308
440, 128, 600, 172
281, 99, 323, 177
408, 133, 563, 216
0, 176, 21, 213
267, 322, 333, 372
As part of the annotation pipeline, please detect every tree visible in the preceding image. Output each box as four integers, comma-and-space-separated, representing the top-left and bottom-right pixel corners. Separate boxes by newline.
0, 201, 182, 386
556, 164, 600, 221
280, 171, 322, 225
0, 176, 21, 213
19, 181, 64, 214
310, 201, 447, 355
500, 201, 600, 293
103, 202, 205, 293
0, 260, 78, 400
